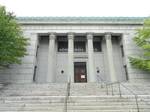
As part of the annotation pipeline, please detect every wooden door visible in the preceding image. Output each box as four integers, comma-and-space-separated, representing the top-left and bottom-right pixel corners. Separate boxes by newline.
74, 62, 87, 83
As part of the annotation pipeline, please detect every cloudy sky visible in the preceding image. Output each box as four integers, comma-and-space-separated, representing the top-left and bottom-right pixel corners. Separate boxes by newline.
0, 0, 150, 17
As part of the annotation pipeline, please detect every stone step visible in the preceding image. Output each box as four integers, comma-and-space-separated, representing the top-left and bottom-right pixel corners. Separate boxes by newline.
69, 83, 120, 96
0, 95, 149, 100
0, 106, 64, 111
0, 99, 139, 104
67, 105, 150, 110
0, 104, 148, 111
0, 102, 143, 107
0, 83, 119, 96
0, 96, 148, 107
0, 111, 62, 112
2, 85, 67, 90
0, 95, 140, 100
67, 109, 150, 112
0, 110, 148, 112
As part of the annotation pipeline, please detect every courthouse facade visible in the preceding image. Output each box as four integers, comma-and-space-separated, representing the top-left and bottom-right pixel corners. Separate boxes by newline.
0, 17, 149, 83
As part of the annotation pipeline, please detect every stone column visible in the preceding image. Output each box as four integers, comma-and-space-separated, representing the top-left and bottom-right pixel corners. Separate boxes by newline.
87, 33, 96, 82
105, 33, 117, 82
68, 33, 74, 82
47, 33, 56, 83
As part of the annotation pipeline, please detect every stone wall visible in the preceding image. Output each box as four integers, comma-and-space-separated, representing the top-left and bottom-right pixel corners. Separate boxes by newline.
0, 22, 149, 83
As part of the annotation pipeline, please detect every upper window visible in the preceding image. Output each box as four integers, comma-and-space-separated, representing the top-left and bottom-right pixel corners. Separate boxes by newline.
57, 36, 68, 52
93, 36, 102, 52
93, 41, 102, 52
74, 36, 86, 52
58, 41, 68, 52
74, 41, 86, 52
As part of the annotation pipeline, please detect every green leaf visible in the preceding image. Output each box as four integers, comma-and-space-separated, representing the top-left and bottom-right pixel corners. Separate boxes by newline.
129, 18, 150, 72
0, 6, 28, 68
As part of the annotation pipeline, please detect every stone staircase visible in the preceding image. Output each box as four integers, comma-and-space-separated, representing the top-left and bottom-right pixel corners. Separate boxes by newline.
67, 96, 150, 112
0, 83, 150, 112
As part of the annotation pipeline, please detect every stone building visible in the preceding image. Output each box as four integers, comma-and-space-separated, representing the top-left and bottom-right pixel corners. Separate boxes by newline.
0, 17, 149, 83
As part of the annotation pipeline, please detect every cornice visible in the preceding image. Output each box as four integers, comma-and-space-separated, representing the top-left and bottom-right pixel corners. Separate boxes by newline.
16, 17, 148, 25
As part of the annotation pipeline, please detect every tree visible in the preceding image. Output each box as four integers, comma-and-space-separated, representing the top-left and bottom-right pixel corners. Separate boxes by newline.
0, 6, 28, 68
129, 18, 150, 71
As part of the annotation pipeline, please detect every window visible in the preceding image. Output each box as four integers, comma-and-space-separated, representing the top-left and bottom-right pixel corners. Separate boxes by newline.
58, 41, 68, 52
93, 41, 102, 52
93, 36, 102, 52
57, 36, 68, 52
74, 41, 86, 52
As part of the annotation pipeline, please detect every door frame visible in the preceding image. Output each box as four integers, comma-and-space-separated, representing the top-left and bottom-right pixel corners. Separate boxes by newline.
74, 62, 87, 83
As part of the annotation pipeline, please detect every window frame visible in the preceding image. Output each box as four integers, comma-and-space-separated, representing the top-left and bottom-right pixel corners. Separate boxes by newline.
74, 41, 86, 52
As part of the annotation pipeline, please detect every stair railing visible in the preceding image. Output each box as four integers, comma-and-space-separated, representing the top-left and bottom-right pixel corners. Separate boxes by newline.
64, 77, 71, 112
97, 75, 105, 88
97, 75, 122, 96
103, 81, 139, 112
96, 76, 140, 112
119, 83, 140, 112
105, 81, 150, 112
105, 81, 121, 96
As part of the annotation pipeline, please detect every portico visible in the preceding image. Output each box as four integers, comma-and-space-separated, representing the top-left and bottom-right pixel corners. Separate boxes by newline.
35, 32, 122, 83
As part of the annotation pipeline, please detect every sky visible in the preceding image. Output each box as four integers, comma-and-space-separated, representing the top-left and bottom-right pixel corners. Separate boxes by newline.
0, 0, 150, 17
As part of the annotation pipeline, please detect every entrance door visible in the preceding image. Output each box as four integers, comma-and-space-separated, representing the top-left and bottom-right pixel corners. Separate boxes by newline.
74, 62, 87, 83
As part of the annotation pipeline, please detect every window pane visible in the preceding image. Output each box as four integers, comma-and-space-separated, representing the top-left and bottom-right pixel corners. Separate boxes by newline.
74, 41, 86, 52
93, 41, 102, 52
58, 41, 68, 52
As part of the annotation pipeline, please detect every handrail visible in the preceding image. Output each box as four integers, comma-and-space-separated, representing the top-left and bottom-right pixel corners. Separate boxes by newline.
120, 83, 137, 96
120, 83, 140, 112
97, 75, 108, 88
64, 78, 71, 112
97, 75, 121, 95
96, 78, 139, 112
100, 81, 139, 112
120, 83, 150, 111
105, 81, 150, 112
127, 83, 150, 106
105, 81, 120, 96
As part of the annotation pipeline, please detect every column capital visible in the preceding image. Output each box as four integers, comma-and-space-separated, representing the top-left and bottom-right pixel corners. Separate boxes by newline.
87, 32, 94, 40
105, 32, 112, 35
68, 32, 74, 40
105, 32, 112, 40
49, 32, 56, 40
